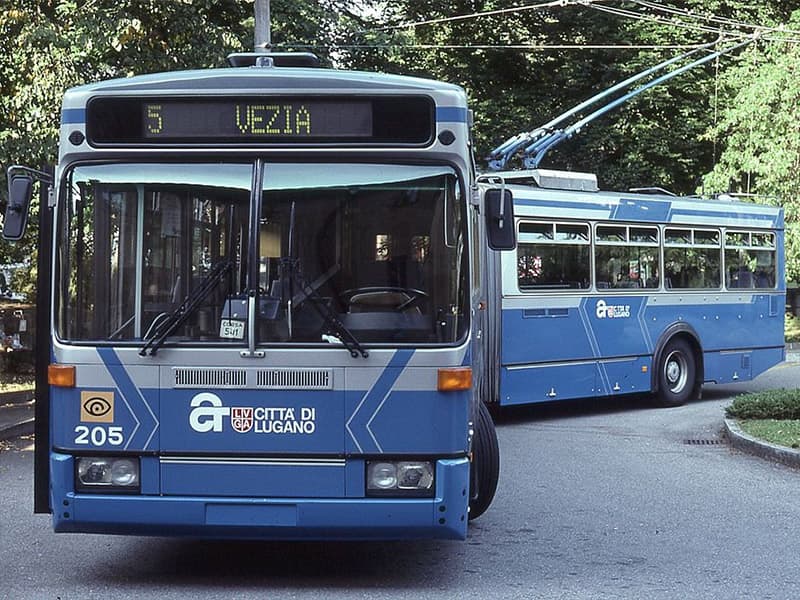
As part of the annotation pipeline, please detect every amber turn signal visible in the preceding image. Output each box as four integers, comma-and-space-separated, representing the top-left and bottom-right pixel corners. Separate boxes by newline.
48, 364, 76, 387
437, 367, 472, 391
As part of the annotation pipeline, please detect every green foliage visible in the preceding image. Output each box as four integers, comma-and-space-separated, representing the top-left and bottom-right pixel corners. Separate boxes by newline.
726, 389, 800, 420
4, 1, 800, 294
787, 311, 800, 342
0, 371, 35, 391
702, 10, 800, 279
342, 1, 799, 195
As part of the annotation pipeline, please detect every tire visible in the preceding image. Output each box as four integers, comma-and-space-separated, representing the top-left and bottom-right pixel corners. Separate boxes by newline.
655, 338, 696, 407
469, 401, 500, 520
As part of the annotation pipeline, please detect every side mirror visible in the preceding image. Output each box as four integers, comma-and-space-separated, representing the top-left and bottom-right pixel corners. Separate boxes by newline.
4, 173, 34, 241
484, 188, 516, 250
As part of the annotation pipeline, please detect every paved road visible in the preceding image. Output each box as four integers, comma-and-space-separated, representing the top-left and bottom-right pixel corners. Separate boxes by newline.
2, 364, 800, 599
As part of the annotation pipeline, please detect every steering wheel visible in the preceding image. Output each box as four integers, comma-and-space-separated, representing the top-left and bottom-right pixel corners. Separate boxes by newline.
340, 286, 429, 312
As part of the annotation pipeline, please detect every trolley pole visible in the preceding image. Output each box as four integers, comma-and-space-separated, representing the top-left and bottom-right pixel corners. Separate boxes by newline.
254, 0, 271, 53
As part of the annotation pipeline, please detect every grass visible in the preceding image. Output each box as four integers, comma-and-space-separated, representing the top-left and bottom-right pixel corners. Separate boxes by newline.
727, 389, 800, 449
737, 420, 800, 449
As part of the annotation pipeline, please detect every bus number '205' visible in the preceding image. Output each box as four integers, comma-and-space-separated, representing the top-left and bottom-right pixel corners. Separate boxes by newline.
74, 425, 124, 446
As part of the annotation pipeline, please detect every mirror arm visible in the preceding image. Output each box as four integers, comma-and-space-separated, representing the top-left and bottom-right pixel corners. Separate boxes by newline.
497, 178, 506, 229
7, 165, 54, 185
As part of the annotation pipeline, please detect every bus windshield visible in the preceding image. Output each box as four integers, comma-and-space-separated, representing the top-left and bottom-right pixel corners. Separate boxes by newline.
56, 162, 468, 347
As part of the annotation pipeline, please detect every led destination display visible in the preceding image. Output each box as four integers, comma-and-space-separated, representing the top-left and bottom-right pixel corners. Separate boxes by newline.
143, 100, 372, 139
87, 96, 433, 145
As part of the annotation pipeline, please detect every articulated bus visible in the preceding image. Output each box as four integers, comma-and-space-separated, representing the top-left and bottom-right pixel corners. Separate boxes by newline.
480, 170, 785, 408
5, 54, 515, 540
5, 55, 785, 540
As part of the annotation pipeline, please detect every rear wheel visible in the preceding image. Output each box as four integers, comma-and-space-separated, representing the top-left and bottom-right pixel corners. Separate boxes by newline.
655, 338, 696, 407
469, 401, 500, 520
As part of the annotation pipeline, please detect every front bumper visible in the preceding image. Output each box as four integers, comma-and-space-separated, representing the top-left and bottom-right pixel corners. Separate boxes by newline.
50, 454, 470, 540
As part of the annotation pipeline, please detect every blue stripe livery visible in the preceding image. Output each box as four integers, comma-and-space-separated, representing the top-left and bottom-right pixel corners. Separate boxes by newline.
61, 108, 85, 125
436, 106, 468, 123
346, 349, 413, 453
97, 348, 159, 450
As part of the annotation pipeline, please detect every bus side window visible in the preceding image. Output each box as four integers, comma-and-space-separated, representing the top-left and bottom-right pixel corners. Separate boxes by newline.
665, 227, 721, 290
517, 221, 590, 291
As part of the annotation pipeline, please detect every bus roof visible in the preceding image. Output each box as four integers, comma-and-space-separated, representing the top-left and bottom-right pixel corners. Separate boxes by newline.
483, 173, 784, 230
64, 66, 466, 97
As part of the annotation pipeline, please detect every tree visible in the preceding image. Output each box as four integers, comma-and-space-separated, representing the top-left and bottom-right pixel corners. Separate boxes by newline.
341, 1, 798, 194
0, 0, 353, 299
4, 1, 800, 292
0, 1, 253, 298
702, 10, 800, 279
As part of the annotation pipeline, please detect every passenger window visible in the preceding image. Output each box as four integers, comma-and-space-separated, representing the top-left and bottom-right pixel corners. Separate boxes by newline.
664, 228, 721, 290
594, 224, 659, 290
725, 230, 776, 289
517, 221, 590, 291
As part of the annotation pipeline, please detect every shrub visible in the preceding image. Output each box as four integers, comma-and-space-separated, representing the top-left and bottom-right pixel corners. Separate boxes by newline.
726, 389, 800, 420
787, 313, 800, 343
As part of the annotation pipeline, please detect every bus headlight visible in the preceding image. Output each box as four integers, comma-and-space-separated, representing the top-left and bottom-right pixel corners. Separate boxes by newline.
366, 460, 434, 496
76, 457, 140, 493
367, 462, 397, 489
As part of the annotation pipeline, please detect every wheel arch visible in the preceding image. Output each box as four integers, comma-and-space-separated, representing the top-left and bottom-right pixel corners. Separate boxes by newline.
651, 322, 704, 400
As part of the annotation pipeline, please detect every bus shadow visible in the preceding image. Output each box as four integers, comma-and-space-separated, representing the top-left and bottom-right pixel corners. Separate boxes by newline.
87, 537, 463, 590
491, 386, 737, 426
491, 394, 654, 426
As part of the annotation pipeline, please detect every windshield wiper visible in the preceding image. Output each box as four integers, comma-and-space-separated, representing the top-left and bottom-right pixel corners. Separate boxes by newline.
279, 200, 367, 359
279, 258, 368, 359
139, 260, 233, 356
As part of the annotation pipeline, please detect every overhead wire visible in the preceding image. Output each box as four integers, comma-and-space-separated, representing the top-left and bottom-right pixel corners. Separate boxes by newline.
282, 42, 717, 50
589, 2, 800, 43
297, 0, 800, 53
345, 0, 722, 52
588, 4, 747, 38
630, 0, 800, 39
355, 0, 591, 34
355, 0, 800, 49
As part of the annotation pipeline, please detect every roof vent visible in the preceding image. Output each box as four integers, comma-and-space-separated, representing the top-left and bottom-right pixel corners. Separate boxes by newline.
531, 169, 598, 192
480, 169, 598, 192
227, 52, 321, 68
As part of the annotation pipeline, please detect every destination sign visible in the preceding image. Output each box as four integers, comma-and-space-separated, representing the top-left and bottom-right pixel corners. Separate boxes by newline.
143, 100, 372, 139
86, 96, 433, 146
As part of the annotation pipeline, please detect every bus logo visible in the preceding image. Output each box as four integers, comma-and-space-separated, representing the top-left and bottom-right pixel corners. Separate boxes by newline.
189, 393, 230, 433
80, 391, 114, 423
188, 393, 317, 435
231, 407, 254, 433
595, 299, 631, 319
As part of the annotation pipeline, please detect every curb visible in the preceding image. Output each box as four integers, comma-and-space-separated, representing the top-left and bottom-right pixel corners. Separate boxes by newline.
0, 389, 35, 442
0, 416, 34, 441
724, 418, 800, 469
0, 389, 34, 405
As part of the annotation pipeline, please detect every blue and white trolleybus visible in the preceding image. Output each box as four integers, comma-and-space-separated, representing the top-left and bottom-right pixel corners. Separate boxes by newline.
478, 169, 784, 408
5, 53, 510, 540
